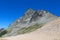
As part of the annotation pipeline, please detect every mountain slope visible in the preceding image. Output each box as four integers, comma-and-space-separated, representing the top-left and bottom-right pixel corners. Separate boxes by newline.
2, 18, 60, 40
3, 8, 58, 37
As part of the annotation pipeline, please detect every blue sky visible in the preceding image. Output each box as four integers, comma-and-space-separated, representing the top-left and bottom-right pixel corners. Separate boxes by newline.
0, 0, 60, 28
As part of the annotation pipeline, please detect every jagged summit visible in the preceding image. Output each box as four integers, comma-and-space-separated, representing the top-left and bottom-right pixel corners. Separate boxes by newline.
3, 8, 58, 37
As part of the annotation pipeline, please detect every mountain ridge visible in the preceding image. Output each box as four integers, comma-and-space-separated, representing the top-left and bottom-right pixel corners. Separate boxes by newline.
3, 8, 58, 37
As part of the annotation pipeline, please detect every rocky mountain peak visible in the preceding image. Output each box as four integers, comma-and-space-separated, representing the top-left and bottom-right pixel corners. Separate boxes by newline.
24, 8, 35, 16
3, 8, 58, 37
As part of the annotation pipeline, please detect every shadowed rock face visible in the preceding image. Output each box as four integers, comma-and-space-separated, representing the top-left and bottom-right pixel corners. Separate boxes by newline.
3, 8, 58, 37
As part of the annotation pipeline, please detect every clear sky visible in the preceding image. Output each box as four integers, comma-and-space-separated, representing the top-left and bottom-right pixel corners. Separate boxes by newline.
0, 0, 60, 28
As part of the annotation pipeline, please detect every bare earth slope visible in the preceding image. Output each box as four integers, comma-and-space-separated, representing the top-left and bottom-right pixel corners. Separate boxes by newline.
1, 18, 60, 40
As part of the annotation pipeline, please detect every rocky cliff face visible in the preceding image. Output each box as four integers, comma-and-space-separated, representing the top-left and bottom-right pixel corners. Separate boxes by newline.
3, 8, 58, 37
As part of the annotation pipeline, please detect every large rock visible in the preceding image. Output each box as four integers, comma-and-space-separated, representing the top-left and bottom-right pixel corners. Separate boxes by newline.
1, 18, 60, 40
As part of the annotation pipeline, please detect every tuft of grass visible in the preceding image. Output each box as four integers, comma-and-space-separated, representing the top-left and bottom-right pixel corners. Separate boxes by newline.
17, 24, 43, 34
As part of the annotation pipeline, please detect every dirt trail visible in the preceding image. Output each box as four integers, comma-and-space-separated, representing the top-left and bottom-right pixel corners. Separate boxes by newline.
1, 18, 60, 40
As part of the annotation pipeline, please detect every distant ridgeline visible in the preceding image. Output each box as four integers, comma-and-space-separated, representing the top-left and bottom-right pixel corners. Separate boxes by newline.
2, 8, 59, 37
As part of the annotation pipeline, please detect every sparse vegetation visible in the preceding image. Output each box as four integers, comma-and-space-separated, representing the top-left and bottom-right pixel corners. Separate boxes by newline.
0, 30, 7, 37
17, 24, 43, 34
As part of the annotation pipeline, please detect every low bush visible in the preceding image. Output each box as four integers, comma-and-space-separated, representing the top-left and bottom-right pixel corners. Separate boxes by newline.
0, 30, 7, 37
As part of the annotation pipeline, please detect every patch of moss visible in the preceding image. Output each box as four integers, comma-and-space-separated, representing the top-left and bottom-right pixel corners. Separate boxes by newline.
17, 24, 43, 34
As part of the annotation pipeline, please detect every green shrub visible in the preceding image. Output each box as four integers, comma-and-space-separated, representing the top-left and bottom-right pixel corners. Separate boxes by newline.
0, 30, 7, 37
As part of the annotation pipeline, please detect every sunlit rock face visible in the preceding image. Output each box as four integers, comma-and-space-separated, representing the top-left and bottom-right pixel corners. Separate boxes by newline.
3, 8, 58, 37
2, 19, 60, 40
